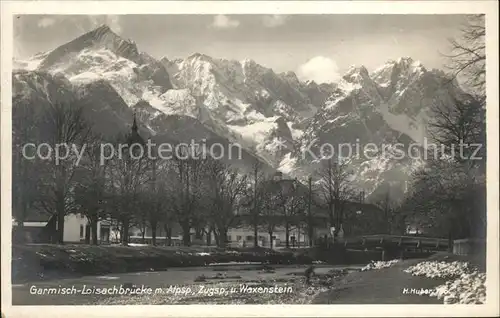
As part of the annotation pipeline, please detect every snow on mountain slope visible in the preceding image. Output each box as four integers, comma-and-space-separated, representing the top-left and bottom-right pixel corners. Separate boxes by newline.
13, 26, 332, 170
12, 70, 147, 139
159, 53, 336, 166
370, 57, 457, 144
152, 89, 199, 118
161, 54, 326, 121
228, 116, 279, 145
12, 25, 464, 201
32, 25, 173, 108
12, 69, 272, 173
13, 52, 49, 71
277, 57, 460, 200
311, 57, 458, 146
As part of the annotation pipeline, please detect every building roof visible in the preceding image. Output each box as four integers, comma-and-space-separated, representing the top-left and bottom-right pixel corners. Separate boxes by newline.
13, 207, 52, 223
261, 178, 306, 197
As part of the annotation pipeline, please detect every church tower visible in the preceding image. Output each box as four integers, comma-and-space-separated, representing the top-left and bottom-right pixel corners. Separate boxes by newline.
124, 112, 145, 159
126, 112, 145, 146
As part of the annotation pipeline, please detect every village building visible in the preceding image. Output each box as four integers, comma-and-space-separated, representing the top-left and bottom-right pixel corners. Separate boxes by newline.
12, 209, 112, 244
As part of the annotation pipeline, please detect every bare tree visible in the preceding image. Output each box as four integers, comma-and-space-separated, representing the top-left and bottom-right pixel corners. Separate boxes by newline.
74, 135, 109, 245
375, 187, 396, 235
317, 158, 354, 236
135, 191, 149, 244
12, 99, 41, 242
161, 188, 177, 246
401, 159, 485, 245
36, 99, 92, 244
248, 160, 266, 248
425, 91, 486, 241
401, 22, 488, 244
107, 133, 150, 245
167, 144, 207, 246
273, 179, 306, 248
429, 93, 486, 163
205, 159, 247, 247
146, 153, 165, 246
259, 182, 281, 249
445, 14, 485, 96
305, 176, 315, 247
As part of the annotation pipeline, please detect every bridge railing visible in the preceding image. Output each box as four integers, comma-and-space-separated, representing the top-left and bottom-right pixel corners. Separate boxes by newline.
341, 234, 449, 249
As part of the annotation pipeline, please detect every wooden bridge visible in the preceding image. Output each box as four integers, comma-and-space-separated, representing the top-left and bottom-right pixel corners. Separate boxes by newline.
341, 234, 450, 251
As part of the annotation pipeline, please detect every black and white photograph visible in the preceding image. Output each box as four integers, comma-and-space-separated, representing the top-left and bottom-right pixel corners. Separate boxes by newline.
1, 1, 499, 316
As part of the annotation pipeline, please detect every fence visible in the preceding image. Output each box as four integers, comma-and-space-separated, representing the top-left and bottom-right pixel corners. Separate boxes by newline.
453, 238, 486, 256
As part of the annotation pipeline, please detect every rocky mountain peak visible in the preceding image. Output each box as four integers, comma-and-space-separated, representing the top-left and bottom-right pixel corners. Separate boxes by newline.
93, 24, 112, 34
371, 57, 428, 88
396, 56, 424, 69
283, 71, 295, 77
241, 58, 257, 67
187, 52, 213, 62
281, 71, 300, 84
38, 24, 140, 70
343, 65, 370, 83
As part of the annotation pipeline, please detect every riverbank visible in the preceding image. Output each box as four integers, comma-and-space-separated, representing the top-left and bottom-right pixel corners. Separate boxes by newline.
12, 244, 313, 283
12, 243, 404, 284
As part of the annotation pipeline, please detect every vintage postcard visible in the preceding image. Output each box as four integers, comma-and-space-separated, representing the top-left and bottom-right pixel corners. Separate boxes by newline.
1, 1, 499, 317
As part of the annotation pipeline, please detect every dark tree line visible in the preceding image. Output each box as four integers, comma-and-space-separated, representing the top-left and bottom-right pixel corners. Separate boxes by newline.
12, 99, 325, 247
398, 14, 487, 245
13, 98, 373, 248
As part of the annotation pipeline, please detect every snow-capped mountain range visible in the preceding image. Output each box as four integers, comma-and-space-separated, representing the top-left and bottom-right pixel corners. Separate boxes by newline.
12, 24, 462, 201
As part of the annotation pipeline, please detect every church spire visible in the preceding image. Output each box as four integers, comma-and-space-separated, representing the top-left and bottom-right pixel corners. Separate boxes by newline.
126, 111, 145, 147
132, 111, 138, 132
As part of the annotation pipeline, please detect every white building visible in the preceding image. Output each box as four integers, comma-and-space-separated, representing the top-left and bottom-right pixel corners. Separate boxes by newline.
226, 225, 329, 248
13, 212, 111, 244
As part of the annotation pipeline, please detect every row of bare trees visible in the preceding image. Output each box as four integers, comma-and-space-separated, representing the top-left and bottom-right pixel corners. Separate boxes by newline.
13, 97, 372, 247
8, 98, 296, 246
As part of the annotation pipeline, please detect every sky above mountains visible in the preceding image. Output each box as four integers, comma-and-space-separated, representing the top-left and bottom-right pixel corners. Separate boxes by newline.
14, 14, 469, 83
